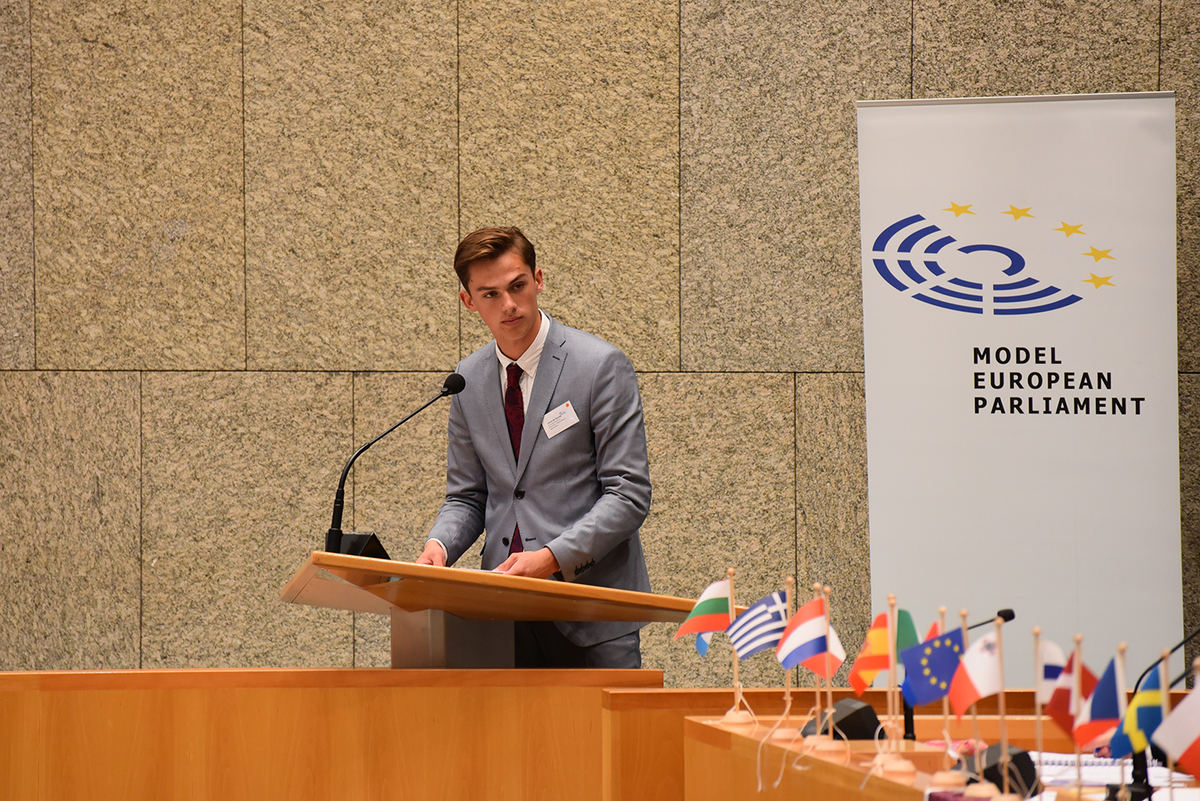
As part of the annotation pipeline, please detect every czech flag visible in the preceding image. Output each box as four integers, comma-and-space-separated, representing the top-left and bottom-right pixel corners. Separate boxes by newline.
1073, 657, 1125, 748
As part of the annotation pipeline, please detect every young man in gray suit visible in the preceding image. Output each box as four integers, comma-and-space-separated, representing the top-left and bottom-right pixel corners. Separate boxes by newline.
416, 227, 653, 668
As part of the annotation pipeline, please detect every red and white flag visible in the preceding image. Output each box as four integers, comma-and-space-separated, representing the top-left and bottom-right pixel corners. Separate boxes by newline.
1153, 684, 1200, 778
1045, 654, 1098, 736
948, 632, 1002, 718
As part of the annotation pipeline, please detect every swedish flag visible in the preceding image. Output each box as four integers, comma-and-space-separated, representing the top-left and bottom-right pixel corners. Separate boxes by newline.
1109, 668, 1163, 759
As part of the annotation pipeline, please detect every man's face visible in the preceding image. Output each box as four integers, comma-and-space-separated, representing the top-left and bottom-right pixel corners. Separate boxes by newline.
460, 249, 544, 359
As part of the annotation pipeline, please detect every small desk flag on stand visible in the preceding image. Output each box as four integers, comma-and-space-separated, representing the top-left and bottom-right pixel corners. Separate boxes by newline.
899, 628, 964, 707
726, 591, 788, 659
775, 596, 846, 677
1152, 670, 1200, 777
1109, 668, 1164, 759
1045, 654, 1098, 735
1072, 657, 1125, 748
1036, 639, 1067, 704
675, 579, 733, 656
948, 631, 1003, 718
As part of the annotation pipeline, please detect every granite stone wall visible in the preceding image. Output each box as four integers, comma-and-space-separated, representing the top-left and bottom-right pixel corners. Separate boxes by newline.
1, 0, 1196, 685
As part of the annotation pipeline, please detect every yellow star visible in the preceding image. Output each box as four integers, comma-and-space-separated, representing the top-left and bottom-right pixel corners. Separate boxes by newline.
1084, 247, 1115, 262
1054, 222, 1086, 237
943, 202, 975, 217
1083, 274, 1115, 288
1003, 205, 1035, 220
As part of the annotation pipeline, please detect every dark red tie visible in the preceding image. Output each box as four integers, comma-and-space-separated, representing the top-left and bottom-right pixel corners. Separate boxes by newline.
505, 363, 524, 554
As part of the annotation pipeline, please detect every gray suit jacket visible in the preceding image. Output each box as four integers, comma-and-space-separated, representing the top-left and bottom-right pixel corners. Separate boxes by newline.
428, 316, 652, 646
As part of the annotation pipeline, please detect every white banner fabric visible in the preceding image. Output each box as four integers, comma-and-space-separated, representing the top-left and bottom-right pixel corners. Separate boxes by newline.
857, 93, 1181, 681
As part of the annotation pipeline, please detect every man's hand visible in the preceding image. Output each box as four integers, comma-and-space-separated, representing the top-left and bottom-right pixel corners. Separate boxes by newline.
416, 540, 447, 567
493, 547, 560, 579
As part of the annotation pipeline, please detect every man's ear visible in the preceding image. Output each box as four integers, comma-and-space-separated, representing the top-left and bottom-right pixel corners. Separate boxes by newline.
459, 288, 477, 312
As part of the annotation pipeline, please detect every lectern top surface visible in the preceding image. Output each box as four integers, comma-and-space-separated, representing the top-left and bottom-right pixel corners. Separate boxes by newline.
282, 552, 698, 622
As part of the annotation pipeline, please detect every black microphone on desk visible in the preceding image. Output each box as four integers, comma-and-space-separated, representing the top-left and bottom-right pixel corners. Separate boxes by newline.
1121, 624, 1200, 801
967, 608, 1015, 631
324, 373, 466, 557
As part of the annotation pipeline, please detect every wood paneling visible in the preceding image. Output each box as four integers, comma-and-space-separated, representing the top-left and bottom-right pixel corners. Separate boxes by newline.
0, 668, 661, 801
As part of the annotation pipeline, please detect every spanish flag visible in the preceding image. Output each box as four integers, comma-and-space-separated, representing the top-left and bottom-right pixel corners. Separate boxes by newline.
849, 613, 891, 694
849, 609, 919, 694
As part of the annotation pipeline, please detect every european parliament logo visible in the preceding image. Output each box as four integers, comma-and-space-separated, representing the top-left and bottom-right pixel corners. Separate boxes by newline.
871, 203, 1117, 315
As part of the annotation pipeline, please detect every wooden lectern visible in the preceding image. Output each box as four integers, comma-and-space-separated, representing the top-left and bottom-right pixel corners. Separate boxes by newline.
282, 551, 695, 667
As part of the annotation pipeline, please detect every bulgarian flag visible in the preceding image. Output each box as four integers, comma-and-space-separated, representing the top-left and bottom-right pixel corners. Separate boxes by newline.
674, 580, 732, 640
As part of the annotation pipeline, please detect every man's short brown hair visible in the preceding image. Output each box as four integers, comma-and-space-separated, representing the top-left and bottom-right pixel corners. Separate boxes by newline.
454, 226, 537, 290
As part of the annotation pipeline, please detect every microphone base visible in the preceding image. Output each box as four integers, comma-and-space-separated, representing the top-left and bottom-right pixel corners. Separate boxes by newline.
324, 529, 342, 554
1104, 783, 1154, 801
323, 530, 390, 560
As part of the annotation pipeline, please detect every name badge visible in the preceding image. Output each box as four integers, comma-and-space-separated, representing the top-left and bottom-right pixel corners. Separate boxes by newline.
542, 401, 580, 439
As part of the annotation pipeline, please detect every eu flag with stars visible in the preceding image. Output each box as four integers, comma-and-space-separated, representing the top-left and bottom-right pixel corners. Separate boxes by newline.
900, 628, 964, 707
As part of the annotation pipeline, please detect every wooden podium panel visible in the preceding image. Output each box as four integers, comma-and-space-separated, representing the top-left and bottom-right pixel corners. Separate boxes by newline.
0, 668, 661, 801
602, 687, 1079, 801
684, 716, 924, 801
282, 551, 696, 622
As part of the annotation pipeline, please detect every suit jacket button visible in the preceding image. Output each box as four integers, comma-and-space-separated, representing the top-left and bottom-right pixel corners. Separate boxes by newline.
502, 537, 510, 546
514, 490, 525, 499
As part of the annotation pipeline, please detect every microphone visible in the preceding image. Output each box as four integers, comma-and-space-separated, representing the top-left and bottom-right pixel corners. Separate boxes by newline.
324, 373, 466, 555
1124, 623, 1200, 796
966, 608, 1015, 631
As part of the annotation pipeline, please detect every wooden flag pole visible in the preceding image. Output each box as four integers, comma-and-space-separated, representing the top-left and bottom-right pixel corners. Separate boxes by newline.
1033, 626, 1045, 788
961, 609, 982, 776
728, 568, 742, 711
1159, 650, 1173, 801
940, 606, 951, 769
1072, 634, 1083, 791
995, 616, 1010, 795
782, 577, 794, 712
888, 594, 898, 749
823, 584, 834, 723
1115, 642, 1128, 800
812, 582, 823, 735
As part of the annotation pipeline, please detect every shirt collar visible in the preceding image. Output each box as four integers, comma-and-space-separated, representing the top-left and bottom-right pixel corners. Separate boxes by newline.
495, 311, 550, 379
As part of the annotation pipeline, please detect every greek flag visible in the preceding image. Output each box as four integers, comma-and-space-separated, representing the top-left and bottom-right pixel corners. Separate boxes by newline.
725, 591, 788, 660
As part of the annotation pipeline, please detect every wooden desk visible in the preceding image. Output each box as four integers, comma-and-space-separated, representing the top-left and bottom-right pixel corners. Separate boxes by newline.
684, 716, 925, 801
601, 687, 1080, 801
0, 668, 660, 801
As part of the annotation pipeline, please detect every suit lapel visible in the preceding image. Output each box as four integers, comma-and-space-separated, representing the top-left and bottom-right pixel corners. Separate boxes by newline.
516, 319, 567, 484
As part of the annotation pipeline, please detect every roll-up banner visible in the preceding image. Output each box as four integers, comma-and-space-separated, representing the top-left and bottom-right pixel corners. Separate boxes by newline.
857, 93, 1181, 678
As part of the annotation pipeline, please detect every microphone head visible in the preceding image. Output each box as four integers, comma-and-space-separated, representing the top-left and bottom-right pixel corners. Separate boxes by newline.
997, 608, 1015, 623
442, 373, 466, 396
